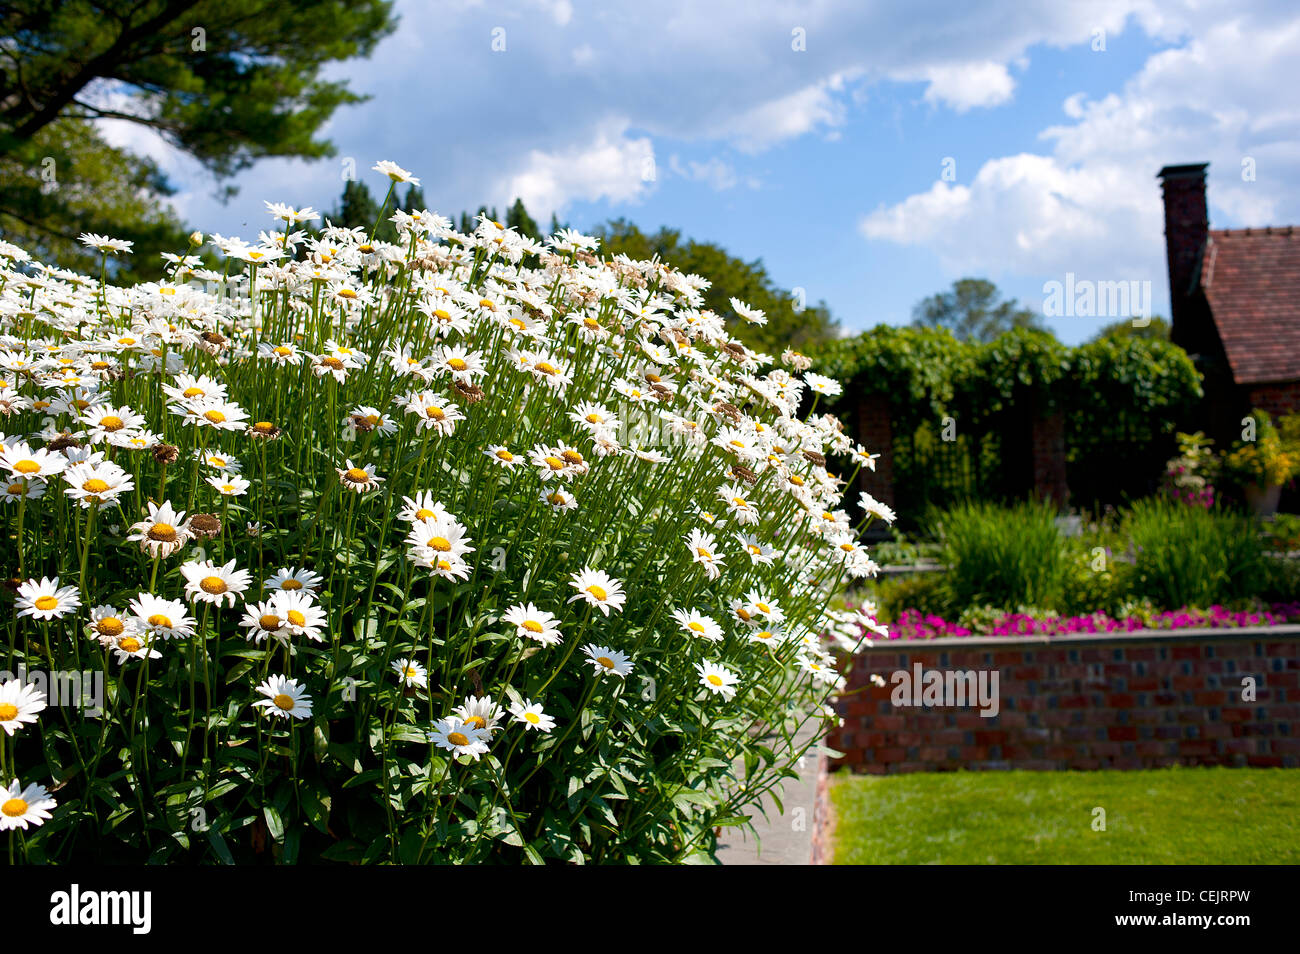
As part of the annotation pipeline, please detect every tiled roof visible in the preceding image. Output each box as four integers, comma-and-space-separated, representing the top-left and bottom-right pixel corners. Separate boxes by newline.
1200, 227, 1300, 385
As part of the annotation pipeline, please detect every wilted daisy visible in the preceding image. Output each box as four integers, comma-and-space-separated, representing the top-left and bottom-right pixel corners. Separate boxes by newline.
126, 500, 191, 558
428, 717, 489, 760
128, 593, 195, 639
696, 661, 740, 701
15, 576, 81, 620
392, 658, 428, 689
253, 675, 313, 720
568, 568, 627, 616
509, 699, 556, 733
582, 643, 634, 678
0, 681, 47, 735
180, 558, 251, 608
337, 459, 383, 492
0, 779, 57, 831
503, 603, 563, 646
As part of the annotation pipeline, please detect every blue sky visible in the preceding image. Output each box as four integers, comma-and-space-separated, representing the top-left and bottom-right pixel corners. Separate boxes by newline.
105, 0, 1300, 345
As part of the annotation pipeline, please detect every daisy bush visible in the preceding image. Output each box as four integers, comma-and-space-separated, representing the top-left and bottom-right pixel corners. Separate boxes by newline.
0, 164, 885, 864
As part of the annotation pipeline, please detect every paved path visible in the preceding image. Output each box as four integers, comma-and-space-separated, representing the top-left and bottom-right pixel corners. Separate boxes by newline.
715, 728, 825, 865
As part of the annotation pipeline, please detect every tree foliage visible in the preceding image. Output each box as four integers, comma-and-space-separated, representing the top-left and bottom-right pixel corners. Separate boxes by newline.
911, 277, 1047, 343
595, 218, 840, 355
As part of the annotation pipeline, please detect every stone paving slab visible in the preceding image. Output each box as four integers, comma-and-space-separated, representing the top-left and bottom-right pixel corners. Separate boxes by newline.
715, 728, 827, 865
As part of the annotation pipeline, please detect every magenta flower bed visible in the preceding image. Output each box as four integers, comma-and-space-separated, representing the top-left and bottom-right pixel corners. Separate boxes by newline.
881, 603, 1300, 640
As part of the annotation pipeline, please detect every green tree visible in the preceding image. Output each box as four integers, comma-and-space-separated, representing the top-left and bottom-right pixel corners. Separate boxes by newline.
0, 0, 396, 274
0, 117, 190, 281
506, 198, 540, 241
911, 277, 1048, 343
1090, 316, 1171, 341
595, 218, 839, 354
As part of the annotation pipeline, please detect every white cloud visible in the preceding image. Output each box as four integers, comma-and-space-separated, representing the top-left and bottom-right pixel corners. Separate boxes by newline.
913, 61, 1016, 112
860, 3, 1300, 285
668, 155, 744, 190
496, 124, 655, 217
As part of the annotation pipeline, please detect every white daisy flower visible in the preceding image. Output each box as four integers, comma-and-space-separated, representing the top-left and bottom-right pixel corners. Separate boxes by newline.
568, 568, 627, 616
0, 681, 47, 736
392, 658, 428, 689
253, 675, 313, 720
509, 699, 556, 733
0, 779, 57, 831
15, 576, 81, 620
180, 558, 251, 608
581, 643, 634, 678
428, 717, 489, 760
696, 660, 740, 701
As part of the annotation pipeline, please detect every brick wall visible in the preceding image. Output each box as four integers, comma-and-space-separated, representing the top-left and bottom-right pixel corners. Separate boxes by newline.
828, 627, 1300, 773
1030, 410, 1069, 506
854, 394, 894, 510
1247, 381, 1300, 419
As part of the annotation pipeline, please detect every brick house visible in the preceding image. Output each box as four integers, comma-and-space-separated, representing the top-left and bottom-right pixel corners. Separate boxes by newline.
1158, 163, 1300, 445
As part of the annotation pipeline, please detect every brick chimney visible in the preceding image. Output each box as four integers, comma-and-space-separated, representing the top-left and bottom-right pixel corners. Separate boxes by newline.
1157, 163, 1209, 331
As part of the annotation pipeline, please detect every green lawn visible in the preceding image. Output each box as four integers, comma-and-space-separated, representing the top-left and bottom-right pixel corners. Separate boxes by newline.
830, 767, 1300, 864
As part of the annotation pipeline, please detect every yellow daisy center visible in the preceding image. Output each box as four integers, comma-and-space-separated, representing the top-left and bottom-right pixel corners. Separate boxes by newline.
100, 415, 125, 431
1, 797, 28, 817
687, 622, 705, 633
6, 483, 25, 495
273, 693, 295, 710
280, 579, 303, 590
148, 523, 177, 542
119, 636, 142, 653
34, 595, 59, 611
345, 468, 369, 483
707, 674, 723, 687
427, 536, 451, 552
495, 450, 514, 461
425, 406, 446, 421
200, 576, 227, 594
597, 656, 615, 669
96, 617, 125, 637
147, 613, 173, 629
287, 609, 306, 627
523, 620, 544, 633
525, 711, 540, 724
448, 358, 467, 371
13, 459, 39, 474
463, 715, 486, 729
534, 361, 558, 375
82, 478, 110, 494
183, 386, 204, 398
448, 732, 470, 746
586, 584, 607, 601
544, 456, 565, 470
259, 614, 283, 631
203, 409, 226, 424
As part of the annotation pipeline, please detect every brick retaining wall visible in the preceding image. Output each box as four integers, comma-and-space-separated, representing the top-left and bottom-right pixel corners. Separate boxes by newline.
827, 626, 1300, 773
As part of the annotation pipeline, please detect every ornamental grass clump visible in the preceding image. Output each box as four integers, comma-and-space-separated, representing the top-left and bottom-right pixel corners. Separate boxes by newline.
0, 168, 887, 863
